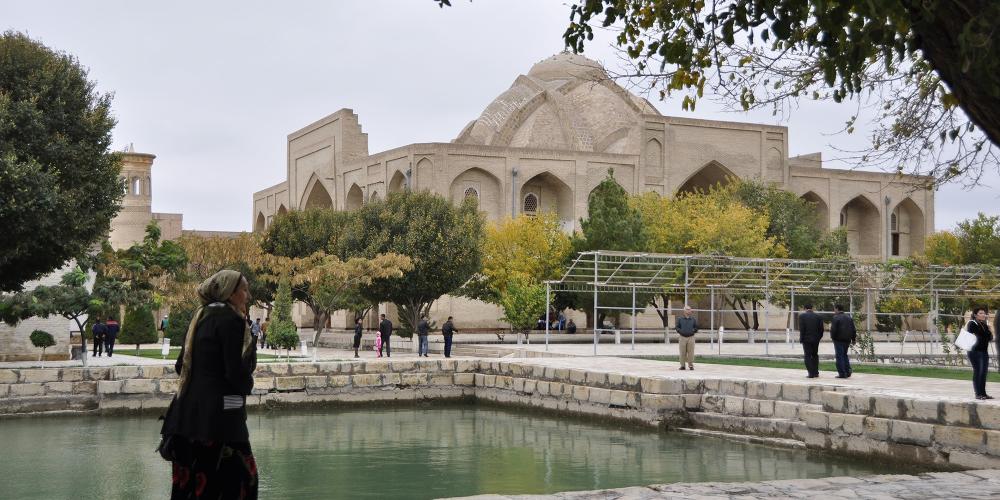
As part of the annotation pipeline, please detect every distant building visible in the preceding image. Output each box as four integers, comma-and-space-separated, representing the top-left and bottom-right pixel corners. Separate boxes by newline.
251, 53, 934, 329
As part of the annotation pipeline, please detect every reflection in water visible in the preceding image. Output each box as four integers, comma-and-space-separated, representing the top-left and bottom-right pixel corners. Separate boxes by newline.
0, 405, 915, 499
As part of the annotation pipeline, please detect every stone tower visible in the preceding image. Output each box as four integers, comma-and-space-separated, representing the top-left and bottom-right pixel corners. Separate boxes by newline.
108, 145, 182, 249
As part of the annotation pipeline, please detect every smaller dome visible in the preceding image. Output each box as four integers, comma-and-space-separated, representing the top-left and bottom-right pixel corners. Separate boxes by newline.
527, 52, 607, 82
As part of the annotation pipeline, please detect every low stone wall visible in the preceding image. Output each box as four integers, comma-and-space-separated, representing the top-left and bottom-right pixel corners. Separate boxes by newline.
2, 359, 999, 469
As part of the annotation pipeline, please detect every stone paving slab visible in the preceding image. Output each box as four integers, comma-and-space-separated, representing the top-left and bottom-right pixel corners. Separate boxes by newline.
446, 470, 1000, 499
475, 352, 994, 404
492, 341, 969, 360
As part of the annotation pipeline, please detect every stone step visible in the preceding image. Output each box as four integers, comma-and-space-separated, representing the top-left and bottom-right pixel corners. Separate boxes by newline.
689, 411, 805, 441
0, 395, 97, 415
700, 394, 823, 420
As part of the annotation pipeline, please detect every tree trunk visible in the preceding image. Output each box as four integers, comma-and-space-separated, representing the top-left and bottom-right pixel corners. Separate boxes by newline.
72, 317, 88, 367
905, 0, 1000, 151
308, 304, 327, 347
728, 297, 752, 331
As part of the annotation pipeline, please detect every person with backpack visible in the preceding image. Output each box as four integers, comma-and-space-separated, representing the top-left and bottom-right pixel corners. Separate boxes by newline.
104, 316, 120, 357
829, 304, 858, 379
91, 318, 106, 357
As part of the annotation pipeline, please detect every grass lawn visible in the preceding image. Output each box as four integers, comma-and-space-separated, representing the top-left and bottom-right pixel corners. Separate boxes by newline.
127, 348, 281, 361
644, 355, 1000, 382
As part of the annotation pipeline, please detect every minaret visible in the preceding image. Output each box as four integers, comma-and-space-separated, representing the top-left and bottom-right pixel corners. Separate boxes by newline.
108, 144, 158, 249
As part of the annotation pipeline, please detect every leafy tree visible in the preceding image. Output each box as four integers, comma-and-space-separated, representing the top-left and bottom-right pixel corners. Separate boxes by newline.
268, 278, 299, 358
468, 213, 572, 304
338, 191, 485, 334
497, 275, 548, 340
565, 171, 649, 328
103, 222, 187, 309
924, 231, 962, 265
164, 305, 195, 346
119, 306, 157, 354
0, 266, 107, 365
29, 329, 56, 361
954, 213, 1000, 266
555, 1, 1000, 186
0, 31, 123, 291
172, 233, 275, 311
728, 180, 831, 259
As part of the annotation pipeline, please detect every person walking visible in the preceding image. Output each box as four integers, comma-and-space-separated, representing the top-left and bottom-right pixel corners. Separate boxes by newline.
967, 307, 993, 400
829, 304, 857, 379
251, 318, 262, 341
260, 317, 269, 350
675, 305, 699, 370
104, 316, 120, 357
442, 316, 457, 358
417, 316, 430, 357
353, 318, 363, 358
379, 314, 393, 358
798, 304, 824, 378
160, 315, 169, 332
159, 270, 259, 499
91, 318, 106, 357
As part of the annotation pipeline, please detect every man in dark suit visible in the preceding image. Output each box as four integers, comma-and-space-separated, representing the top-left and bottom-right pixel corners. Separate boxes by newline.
379, 314, 393, 358
104, 316, 120, 357
798, 304, 824, 378
829, 304, 857, 378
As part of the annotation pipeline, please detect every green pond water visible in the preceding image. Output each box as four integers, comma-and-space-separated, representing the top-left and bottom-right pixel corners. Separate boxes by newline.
0, 404, 918, 499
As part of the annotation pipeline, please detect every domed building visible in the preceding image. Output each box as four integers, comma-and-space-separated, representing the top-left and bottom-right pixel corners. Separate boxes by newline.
252, 53, 934, 328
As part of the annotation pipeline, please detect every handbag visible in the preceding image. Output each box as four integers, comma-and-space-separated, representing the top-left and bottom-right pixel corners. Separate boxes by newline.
955, 322, 978, 351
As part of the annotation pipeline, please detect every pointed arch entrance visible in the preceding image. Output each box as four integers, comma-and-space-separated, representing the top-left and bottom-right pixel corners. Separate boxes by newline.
255, 213, 266, 232
839, 195, 881, 257
676, 162, 736, 195
800, 191, 829, 232
520, 172, 574, 231
345, 184, 364, 210
388, 170, 407, 194
302, 178, 333, 209
891, 198, 925, 257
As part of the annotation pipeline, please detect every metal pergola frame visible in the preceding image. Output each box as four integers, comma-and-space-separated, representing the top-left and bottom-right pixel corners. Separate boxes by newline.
542, 251, 1000, 354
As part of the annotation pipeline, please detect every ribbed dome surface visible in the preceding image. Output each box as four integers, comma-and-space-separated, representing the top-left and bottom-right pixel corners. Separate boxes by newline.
454, 53, 660, 154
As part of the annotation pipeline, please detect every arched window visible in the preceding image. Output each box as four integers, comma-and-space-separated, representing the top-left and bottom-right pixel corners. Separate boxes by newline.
464, 187, 479, 201
839, 209, 847, 227
523, 193, 538, 216
890, 212, 898, 232
132, 177, 142, 196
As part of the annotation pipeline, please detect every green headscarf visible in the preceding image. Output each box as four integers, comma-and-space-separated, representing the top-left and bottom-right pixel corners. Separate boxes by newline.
177, 270, 252, 396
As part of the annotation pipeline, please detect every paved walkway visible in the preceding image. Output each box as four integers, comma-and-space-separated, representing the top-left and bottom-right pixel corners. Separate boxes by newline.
452, 469, 1000, 499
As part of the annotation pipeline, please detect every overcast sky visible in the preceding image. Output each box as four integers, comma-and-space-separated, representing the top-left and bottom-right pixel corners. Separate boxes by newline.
5, 0, 997, 232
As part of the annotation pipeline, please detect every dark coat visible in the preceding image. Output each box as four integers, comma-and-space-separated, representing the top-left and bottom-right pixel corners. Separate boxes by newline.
675, 316, 698, 337
567, 322, 577, 334
442, 320, 456, 337
162, 304, 256, 443
92, 323, 107, 340
798, 310, 824, 343
968, 320, 993, 353
354, 324, 363, 337
379, 319, 393, 340
829, 312, 857, 343
417, 319, 430, 336
105, 320, 120, 339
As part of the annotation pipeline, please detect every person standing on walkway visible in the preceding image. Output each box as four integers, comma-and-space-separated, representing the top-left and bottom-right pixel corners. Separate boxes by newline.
675, 305, 699, 370
829, 304, 857, 379
353, 317, 364, 358
417, 316, 430, 357
442, 316, 457, 358
160, 270, 258, 499
91, 318, 106, 357
260, 317, 269, 349
251, 318, 262, 341
967, 307, 993, 400
798, 304, 824, 378
160, 315, 169, 332
379, 314, 393, 358
104, 316, 120, 357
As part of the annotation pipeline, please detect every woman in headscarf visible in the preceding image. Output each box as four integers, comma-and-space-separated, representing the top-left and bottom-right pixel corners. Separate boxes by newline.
161, 270, 258, 499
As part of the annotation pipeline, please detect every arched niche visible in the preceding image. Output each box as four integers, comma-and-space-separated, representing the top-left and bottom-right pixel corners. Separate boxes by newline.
520, 171, 574, 230
891, 198, 925, 257
676, 161, 736, 195
449, 167, 503, 220
277, 205, 288, 216
839, 195, 881, 257
800, 191, 829, 232
369, 190, 381, 204
645, 138, 662, 170
345, 184, 364, 210
255, 213, 266, 233
302, 178, 334, 210
388, 170, 407, 194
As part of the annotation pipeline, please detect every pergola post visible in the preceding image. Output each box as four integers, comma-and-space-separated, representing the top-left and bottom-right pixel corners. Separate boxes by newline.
630, 285, 636, 351
593, 253, 599, 356
545, 282, 551, 352
710, 287, 715, 348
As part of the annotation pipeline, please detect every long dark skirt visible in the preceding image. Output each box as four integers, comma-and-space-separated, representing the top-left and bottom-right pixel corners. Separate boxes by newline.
171, 439, 257, 499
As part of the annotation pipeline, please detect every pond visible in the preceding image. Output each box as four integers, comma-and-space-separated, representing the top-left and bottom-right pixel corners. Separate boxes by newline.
0, 404, 920, 499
